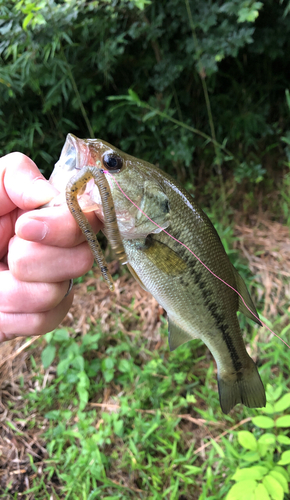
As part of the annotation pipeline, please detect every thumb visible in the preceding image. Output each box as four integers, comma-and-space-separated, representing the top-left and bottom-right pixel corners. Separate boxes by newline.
0, 152, 58, 215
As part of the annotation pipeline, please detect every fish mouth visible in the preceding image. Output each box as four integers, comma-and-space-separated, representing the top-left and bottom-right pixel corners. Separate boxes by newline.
46, 134, 102, 213
49, 134, 90, 189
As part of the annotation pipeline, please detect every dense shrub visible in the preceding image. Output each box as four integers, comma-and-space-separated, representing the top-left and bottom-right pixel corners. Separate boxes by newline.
1, 0, 290, 182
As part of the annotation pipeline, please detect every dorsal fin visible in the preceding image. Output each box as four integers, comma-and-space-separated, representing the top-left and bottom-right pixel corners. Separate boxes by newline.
232, 265, 262, 326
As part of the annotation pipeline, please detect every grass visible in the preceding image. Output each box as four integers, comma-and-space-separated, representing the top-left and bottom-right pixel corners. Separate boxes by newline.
1, 188, 290, 499
2, 323, 290, 499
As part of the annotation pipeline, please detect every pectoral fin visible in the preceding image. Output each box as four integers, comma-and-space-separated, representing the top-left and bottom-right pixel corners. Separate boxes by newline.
168, 319, 193, 351
142, 238, 187, 276
232, 265, 262, 326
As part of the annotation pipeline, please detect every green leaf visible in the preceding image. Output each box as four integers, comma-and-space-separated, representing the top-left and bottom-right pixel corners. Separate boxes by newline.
243, 451, 261, 462
23, 12, 33, 30
237, 2, 263, 23
77, 388, 89, 410
142, 109, 158, 122
184, 465, 202, 475
226, 480, 257, 500
254, 483, 270, 500
72, 355, 85, 372
102, 357, 115, 370
77, 371, 90, 390
45, 410, 60, 420
278, 450, 290, 465
131, 0, 152, 10
186, 394, 197, 404
266, 385, 283, 403
258, 433, 276, 446
274, 393, 290, 412
104, 370, 114, 383
33, 13, 46, 27
269, 470, 289, 493
41, 344, 56, 369
263, 475, 284, 500
276, 416, 290, 428
252, 416, 275, 429
238, 431, 258, 451
141, 422, 159, 442
262, 402, 274, 414
277, 435, 290, 445
210, 439, 225, 458
272, 466, 289, 481
118, 359, 131, 373
57, 357, 72, 376
62, 430, 83, 439
113, 419, 123, 436
128, 89, 141, 103
53, 329, 70, 342
44, 330, 54, 343
232, 466, 267, 482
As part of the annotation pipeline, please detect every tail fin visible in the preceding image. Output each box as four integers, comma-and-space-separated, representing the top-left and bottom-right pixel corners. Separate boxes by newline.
217, 360, 266, 414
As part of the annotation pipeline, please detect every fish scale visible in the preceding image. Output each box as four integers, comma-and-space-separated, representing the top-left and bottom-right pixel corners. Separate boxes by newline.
47, 133, 266, 414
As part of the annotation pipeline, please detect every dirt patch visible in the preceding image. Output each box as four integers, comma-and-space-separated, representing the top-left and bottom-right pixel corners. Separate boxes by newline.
234, 215, 290, 318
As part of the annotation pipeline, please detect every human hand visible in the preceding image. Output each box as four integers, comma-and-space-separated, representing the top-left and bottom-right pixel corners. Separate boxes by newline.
0, 152, 102, 342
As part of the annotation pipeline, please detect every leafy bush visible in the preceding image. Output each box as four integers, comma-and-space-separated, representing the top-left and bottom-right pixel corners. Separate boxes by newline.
1, 0, 290, 185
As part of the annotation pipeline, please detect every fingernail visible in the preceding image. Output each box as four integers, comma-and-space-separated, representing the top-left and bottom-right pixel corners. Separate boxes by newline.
17, 219, 49, 241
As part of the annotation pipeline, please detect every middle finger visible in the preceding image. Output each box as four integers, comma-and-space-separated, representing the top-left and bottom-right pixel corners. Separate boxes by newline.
8, 237, 95, 282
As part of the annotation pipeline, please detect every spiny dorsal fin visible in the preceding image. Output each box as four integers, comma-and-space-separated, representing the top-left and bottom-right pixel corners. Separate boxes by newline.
232, 265, 262, 326
168, 319, 193, 351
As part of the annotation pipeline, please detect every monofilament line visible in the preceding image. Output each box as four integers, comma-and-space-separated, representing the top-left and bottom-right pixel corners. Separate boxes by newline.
103, 170, 290, 350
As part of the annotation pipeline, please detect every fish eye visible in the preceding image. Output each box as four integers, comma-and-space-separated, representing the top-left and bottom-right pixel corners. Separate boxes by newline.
102, 153, 123, 172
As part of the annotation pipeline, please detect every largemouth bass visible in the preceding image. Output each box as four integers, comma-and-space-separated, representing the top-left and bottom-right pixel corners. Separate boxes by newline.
47, 133, 266, 414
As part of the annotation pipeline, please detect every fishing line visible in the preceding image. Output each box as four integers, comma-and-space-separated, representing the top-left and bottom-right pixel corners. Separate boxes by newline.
103, 170, 290, 350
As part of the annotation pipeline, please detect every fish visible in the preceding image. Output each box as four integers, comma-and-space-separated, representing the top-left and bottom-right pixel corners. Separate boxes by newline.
47, 133, 266, 414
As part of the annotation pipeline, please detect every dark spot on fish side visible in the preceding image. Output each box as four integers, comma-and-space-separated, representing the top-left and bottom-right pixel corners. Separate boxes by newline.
210, 307, 243, 372
200, 288, 212, 300
188, 262, 243, 373
163, 199, 170, 213
179, 277, 189, 287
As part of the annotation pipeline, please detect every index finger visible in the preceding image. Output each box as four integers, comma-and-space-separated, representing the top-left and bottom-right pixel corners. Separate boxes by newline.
0, 152, 58, 216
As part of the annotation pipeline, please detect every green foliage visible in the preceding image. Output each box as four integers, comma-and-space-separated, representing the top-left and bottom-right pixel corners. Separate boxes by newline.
226, 386, 290, 500
20, 302, 289, 499
25, 323, 211, 498
1, 0, 290, 186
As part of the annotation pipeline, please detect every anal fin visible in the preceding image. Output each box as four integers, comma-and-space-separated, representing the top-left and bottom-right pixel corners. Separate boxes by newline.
168, 319, 193, 351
